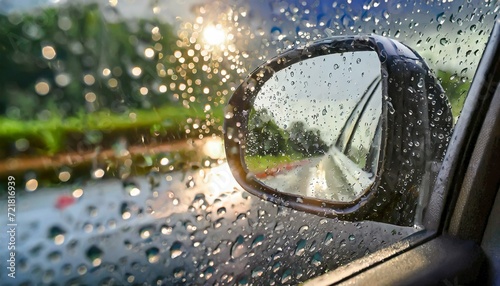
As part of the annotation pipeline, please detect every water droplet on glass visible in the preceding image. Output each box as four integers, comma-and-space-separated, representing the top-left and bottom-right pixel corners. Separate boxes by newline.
121, 203, 132, 220
77, 264, 87, 275
48, 251, 61, 262
204, 266, 215, 280
231, 235, 245, 259
224, 104, 235, 119
311, 252, 322, 266
146, 247, 160, 263
298, 225, 309, 235
272, 262, 281, 273
170, 241, 183, 259
324, 232, 334, 245
252, 266, 264, 278
417, 78, 424, 88
274, 221, 285, 231
140, 225, 155, 239
86, 245, 103, 266
251, 234, 265, 249
281, 269, 292, 284
48, 226, 66, 245
173, 267, 185, 278
186, 177, 196, 188
436, 12, 446, 24
295, 239, 307, 256
124, 182, 141, 197
337, 239, 346, 248
387, 102, 395, 114
136, 154, 154, 168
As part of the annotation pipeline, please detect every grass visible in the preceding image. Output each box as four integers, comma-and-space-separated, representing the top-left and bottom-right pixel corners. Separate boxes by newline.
0, 104, 224, 155
245, 153, 306, 173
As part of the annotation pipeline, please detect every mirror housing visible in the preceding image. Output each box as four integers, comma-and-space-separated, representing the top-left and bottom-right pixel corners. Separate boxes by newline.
224, 35, 453, 226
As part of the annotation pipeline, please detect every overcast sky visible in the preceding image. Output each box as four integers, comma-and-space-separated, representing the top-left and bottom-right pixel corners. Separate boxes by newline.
254, 50, 381, 144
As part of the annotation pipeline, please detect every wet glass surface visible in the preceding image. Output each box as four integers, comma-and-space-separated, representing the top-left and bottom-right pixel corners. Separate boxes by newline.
0, 0, 498, 284
245, 51, 382, 202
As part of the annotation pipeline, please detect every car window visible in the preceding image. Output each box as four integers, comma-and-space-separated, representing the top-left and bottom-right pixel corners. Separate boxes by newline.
0, 0, 497, 284
342, 76, 382, 173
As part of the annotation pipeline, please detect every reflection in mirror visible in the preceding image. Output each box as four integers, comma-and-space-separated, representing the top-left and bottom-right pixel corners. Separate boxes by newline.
244, 51, 382, 202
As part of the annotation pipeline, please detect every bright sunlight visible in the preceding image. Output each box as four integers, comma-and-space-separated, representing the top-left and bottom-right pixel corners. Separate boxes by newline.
202, 25, 226, 46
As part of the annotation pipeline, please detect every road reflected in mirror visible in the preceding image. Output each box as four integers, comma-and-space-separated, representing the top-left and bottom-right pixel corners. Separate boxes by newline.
244, 51, 382, 202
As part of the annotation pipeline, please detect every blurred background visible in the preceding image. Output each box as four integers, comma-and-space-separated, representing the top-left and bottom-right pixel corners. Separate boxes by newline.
0, 1, 497, 285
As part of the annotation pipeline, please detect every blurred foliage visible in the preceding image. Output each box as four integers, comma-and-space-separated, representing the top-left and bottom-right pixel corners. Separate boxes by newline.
245, 154, 304, 173
246, 108, 329, 158
0, 3, 231, 157
437, 69, 471, 120
0, 3, 470, 159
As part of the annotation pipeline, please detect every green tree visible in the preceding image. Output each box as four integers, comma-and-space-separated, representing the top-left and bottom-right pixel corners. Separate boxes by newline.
288, 121, 329, 157
246, 108, 288, 156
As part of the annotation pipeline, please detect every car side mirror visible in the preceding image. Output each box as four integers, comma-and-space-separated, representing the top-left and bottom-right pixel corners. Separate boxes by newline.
224, 35, 453, 226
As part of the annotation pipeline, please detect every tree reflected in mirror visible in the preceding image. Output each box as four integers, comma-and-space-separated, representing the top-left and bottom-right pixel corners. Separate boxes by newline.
244, 51, 382, 202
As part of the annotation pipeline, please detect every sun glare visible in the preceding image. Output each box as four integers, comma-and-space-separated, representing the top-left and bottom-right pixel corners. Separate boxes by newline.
203, 25, 226, 46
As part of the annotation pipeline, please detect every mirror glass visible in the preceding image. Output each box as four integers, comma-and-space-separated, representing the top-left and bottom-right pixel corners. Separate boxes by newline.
244, 51, 382, 202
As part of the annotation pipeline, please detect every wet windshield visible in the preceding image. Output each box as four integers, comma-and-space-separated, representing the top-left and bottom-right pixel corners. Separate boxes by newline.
0, 0, 496, 284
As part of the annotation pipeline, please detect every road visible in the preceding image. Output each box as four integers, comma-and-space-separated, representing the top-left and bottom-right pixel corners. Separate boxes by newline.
259, 150, 373, 203
0, 163, 415, 285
